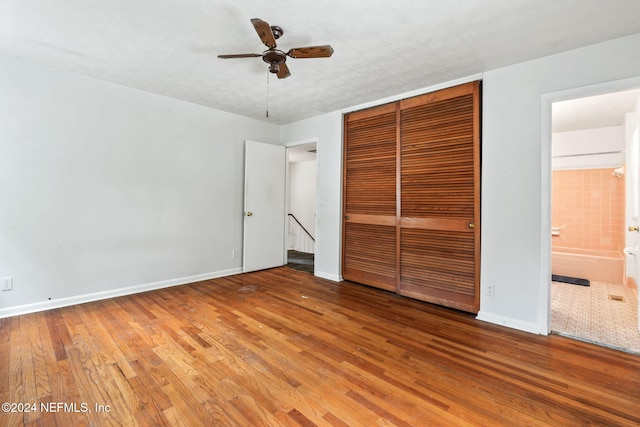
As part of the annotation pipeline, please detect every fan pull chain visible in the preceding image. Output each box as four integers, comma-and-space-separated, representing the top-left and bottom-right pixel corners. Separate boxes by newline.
266, 70, 270, 118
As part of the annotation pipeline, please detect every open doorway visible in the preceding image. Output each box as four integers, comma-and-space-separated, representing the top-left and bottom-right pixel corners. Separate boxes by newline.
550, 89, 640, 353
285, 141, 318, 274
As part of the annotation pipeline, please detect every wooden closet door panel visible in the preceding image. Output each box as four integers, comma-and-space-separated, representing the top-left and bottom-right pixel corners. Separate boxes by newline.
399, 82, 480, 313
343, 103, 398, 289
343, 222, 396, 291
400, 228, 476, 311
344, 105, 397, 216
401, 94, 475, 219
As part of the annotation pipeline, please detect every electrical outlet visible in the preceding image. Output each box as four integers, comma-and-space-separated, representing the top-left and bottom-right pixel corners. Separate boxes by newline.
486, 284, 495, 297
232, 249, 239, 258
1, 277, 13, 291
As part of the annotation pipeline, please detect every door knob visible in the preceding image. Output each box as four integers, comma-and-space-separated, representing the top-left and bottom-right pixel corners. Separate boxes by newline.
245, 212, 253, 217
468, 222, 475, 229
629, 225, 639, 232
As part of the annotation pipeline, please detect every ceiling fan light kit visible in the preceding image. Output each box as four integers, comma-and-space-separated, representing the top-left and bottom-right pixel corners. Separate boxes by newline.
218, 18, 334, 79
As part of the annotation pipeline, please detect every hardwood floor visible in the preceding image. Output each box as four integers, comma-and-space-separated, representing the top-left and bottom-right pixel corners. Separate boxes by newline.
1, 267, 639, 426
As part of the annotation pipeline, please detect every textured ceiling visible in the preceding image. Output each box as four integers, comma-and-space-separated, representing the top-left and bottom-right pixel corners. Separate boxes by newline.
553, 89, 640, 133
2, 0, 640, 124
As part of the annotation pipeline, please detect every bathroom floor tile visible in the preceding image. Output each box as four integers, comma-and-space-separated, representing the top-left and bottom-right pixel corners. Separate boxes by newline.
551, 280, 640, 354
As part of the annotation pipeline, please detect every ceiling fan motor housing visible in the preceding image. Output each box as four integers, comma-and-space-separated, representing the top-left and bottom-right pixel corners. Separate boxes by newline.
263, 50, 287, 73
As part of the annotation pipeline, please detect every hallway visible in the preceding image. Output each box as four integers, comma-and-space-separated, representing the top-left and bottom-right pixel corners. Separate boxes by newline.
286, 250, 314, 274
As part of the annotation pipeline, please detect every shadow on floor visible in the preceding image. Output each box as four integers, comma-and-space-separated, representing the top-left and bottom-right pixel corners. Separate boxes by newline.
286, 250, 314, 274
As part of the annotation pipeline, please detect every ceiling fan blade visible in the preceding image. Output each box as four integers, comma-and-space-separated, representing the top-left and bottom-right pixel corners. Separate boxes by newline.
251, 18, 277, 49
287, 45, 334, 59
276, 62, 291, 79
217, 53, 262, 59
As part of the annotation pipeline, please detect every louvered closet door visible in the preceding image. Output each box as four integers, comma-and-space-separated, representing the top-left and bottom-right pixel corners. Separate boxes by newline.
399, 82, 480, 312
343, 103, 398, 291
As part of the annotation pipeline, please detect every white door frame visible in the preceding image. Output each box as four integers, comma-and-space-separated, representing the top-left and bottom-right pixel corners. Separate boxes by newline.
540, 76, 640, 334
284, 138, 319, 269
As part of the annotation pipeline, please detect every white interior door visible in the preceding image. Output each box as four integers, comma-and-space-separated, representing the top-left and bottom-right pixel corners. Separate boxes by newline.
243, 140, 286, 272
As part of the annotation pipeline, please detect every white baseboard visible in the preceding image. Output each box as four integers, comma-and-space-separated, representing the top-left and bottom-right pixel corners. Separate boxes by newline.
476, 311, 542, 335
0, 267, 242, 319
315, 271, 343, 282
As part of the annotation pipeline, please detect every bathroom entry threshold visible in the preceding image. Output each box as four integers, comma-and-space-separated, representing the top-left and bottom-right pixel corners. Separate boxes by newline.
552, 274, 590, 287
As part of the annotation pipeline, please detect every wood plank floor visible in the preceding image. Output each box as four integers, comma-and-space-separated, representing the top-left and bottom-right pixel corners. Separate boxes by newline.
1, 267, 639, 426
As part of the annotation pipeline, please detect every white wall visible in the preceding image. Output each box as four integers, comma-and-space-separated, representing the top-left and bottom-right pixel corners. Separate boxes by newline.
479, 32, 640, 333
280, 112, 343, 281
552, 126, 625, 169
0, 54, 280, 316
289, 159, 317, 253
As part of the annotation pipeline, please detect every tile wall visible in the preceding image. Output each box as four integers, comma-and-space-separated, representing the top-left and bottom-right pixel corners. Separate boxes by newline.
552, 168, 625, 254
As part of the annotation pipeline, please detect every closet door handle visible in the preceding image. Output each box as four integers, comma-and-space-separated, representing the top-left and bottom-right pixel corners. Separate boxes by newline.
468, 222, 475, 229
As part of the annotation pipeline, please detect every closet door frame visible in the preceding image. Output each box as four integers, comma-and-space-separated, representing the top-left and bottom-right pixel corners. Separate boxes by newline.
342, 81, 480, 313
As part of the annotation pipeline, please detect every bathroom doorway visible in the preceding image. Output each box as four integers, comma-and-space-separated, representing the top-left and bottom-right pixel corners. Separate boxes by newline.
550, 88, 640, 353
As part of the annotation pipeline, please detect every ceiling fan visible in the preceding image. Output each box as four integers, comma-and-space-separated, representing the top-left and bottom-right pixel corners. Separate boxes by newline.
218, 18, 334, 79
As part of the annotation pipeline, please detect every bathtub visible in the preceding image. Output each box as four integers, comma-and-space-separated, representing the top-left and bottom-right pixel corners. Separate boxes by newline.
552, 248, 625, 284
